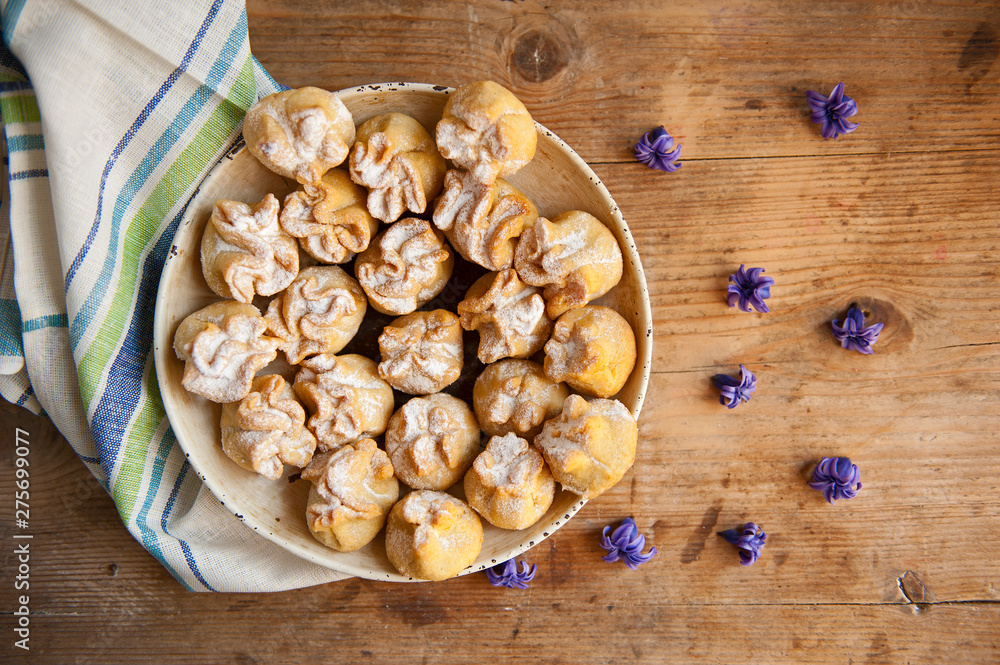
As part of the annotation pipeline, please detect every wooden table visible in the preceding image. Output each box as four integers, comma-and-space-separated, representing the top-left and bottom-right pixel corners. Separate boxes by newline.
3, 1, 999, 662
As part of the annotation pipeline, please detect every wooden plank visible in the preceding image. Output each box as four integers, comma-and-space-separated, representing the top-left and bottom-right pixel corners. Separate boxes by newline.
246, 0, 1000, 162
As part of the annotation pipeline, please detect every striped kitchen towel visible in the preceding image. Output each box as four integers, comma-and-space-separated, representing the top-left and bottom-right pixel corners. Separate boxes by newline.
0, 0, 350, 591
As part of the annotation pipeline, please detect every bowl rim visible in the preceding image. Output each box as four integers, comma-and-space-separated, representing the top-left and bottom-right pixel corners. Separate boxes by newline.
153, 81, 652, 581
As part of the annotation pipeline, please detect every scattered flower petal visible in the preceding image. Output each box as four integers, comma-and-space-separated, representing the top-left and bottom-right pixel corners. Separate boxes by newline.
600, 517, 658, 569
486, 558, 537, 589
806, 82, 859, 139
831, 306, 884, 354
727, 264, 774, 313
718, 522, 767, 566
634, 126, 682, 172
809, 457, 862, 503
711, 364, 757, 409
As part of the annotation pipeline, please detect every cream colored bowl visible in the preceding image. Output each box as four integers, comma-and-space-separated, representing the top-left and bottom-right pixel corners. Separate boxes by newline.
152, 83, 652, 582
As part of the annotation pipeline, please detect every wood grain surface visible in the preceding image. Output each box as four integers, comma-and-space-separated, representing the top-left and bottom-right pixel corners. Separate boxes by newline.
2, 0, 999, 663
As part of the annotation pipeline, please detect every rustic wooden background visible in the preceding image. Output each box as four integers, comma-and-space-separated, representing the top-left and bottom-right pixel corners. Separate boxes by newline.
2, 0, 999, 662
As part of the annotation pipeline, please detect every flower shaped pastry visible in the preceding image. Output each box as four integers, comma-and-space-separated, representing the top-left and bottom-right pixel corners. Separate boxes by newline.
458, 269, 553, 364
435, 80, 537, 183
244, 86, 356, 185
465, 433, 555, 530
220, 374, 317, 480
355, 218, 454, 315
349, 112, 447, 223
300, 438, 399, 552
534, 394, 637, 500
634, 126, 682, 172
727, 264, 774, 313
543, 305, 637, 399
279, 169, 379, 264
831, 306, 884, 354
600, 517, 658, 569
377, 310, 463, 395
432, 170, 539, 271
806, 82, 859, 140
472, 359, 568, 440
172, 301, 280, 404
719, 522, 767, 566
264, 266, 368, 365
384, 393, 481, 491
486, 558, 537, 589
809, 457, 862, 503
200, 194, 299, 303
513, 210, 624, 319
385, 490, 484, 581
711, 364, 757, 409
293, 354, 394, 452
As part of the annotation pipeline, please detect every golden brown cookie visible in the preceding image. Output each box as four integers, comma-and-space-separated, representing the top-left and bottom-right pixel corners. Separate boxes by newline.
384, 490, 484, 581
384, 393, 481, 491
244, 86, 356, 185
301, 438, 399, 552
457, 269, 553, 364
435, 81, 537, 183
432, 170, 538, 271
472, 359, 569, 440
279, 169, 379, 264
377, 310, 463, 395
533, 394, 637, 499
200, 194, 299, 303
172, 301, 280, 403
293, 354, 394, 452
264, 266, 367, 365
543, 305, 637, 398
464, 433, 555, 530
355, 218, 454, 315
513, 210, 624, 318
220, 374, 316, 480
349, 113, 447, 223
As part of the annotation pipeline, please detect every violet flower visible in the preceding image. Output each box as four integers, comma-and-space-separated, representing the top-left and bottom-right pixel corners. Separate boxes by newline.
711, 364, 756, 409
718, 522, 767, 566
831, 306, 884, 354
806, 82, 859, 139
809, 457, 862, 503
486, 558, 537, 589
634, 126, 682, 172
727, 264, 774, 313
600, 517, 658, 569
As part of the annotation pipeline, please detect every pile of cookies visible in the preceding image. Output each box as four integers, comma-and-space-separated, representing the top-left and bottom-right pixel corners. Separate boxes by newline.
171, 81, 640, 581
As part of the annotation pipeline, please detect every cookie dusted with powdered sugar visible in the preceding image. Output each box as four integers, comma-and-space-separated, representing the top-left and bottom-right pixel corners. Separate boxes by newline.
349, 113, 446, 223
543, 305, 636, 399
435, 81, 536, 184
464, 433, 555, 530
384, 490, 483, 581
200, 194, 299, 303
473, 359, 568, 440
377, 310, 463, 395
301, 438, 399, 552
220, 374, 316, 480
293, 354, 394, 452
244, 86, 356, 185
172, 301, 280, 404
457, 269, 553, 364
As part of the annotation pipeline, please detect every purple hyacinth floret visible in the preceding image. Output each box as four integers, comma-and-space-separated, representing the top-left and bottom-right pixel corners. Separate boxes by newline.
831, 306, 884, 354
600, 517, 658, 570
485, 558, 537, 589
634, 126, 682, 172
727, 264, 774, 313
711, 364, 756, 409
809, 457, 862, 504
718, 522, 767, 566
806, 82, 859, 140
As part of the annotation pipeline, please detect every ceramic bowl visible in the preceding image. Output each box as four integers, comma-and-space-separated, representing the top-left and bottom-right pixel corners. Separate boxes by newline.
152, 82, 652, 582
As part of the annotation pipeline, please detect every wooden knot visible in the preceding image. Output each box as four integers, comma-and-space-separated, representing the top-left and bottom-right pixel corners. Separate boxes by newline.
504, 14, 580, 87
847, 296, 914, 352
